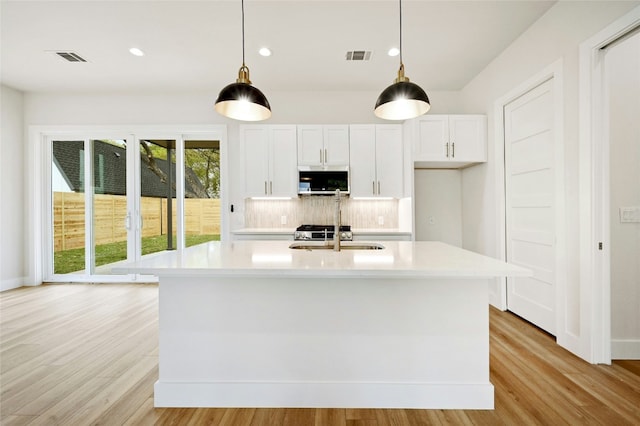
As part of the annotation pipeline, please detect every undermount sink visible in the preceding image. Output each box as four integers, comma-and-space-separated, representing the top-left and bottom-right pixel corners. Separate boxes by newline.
289, 242, 385, 251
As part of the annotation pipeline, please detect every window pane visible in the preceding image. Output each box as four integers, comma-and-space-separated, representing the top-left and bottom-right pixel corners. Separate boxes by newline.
52, 140, 86, 274
92, 139, 128, 273
140, 140, 176, 255
184, 140, 221, 247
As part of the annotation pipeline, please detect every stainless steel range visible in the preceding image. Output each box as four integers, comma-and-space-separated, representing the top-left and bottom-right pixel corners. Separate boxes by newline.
294, 224, 353, 241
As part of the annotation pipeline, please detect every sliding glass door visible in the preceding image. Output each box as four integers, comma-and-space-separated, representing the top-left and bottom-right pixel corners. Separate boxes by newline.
51, 138, 134, 278
45, 129, 226, 282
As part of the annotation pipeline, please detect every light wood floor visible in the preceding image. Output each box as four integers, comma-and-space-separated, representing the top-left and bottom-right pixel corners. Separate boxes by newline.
1, 284, 638, 425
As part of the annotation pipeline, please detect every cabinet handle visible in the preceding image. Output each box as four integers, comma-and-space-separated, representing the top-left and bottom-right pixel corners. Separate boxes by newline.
320, 149, 323, 163
446, 142, 449, 158
452, 142, 455, 158
372, 181, 376, 195
378, 181, 381, 195
264, 181, 267, 195
324, 149, 328, 164
270, 181, 273, 195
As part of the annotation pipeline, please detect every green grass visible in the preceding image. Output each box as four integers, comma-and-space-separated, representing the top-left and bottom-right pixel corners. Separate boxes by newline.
54, 234, 220, 275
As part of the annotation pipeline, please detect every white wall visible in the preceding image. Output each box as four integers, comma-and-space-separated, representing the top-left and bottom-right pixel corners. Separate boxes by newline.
414, 169, 462, 246
1, 84, 26, 291
458, 1, 640, 359
606, 31, 640, 359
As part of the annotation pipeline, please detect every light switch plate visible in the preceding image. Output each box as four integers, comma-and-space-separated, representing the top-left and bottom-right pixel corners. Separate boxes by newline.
619, 206, 640, 223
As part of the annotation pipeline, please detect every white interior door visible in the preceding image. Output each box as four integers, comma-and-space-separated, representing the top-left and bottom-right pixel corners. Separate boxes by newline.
505, 79, 556, 335
605, 31, 640, 360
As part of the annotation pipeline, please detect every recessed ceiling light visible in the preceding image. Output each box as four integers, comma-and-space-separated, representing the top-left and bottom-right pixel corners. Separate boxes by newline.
258, 47, 272, 57
129, 47, 144, 57
388, 47, 400, 57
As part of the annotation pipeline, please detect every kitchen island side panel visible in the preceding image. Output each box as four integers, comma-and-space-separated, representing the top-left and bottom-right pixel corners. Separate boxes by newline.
155, 275, 493, 409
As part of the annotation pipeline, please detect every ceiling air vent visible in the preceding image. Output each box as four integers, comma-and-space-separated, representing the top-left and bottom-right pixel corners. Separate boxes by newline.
345, 50, 372, 61
55, 51, 87, 62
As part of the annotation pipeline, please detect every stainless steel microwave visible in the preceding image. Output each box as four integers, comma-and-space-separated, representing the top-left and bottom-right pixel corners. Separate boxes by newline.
298, 166, 350, 195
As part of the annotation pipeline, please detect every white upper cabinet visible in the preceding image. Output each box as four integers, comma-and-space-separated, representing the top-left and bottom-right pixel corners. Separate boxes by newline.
349, 124, 403, 198
297, 125, 349, 166
241, 125, 297, 198
412, 115, 487, 168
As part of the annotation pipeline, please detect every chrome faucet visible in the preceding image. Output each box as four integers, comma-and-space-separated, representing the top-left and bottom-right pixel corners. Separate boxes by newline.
334, 189, 341, 251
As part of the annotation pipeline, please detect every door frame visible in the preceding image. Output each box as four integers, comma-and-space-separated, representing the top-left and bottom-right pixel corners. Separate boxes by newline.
492, 59, 568, 345
27, 125, 227, 285
579, 5, 640, 364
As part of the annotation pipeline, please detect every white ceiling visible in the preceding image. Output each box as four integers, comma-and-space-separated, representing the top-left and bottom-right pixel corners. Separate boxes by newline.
0, 0, 556, 94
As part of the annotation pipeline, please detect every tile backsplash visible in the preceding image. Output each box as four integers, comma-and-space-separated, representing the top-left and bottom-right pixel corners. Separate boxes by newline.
244, 197, 398, 229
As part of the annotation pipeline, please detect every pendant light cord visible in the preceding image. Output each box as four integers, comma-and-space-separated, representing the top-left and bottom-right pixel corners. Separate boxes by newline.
241, 0, 246, 66
399, 0, 403, 67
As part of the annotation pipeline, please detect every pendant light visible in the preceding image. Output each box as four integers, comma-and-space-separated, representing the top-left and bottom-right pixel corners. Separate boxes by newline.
215, 0, 271, 121
374, 0, 430, 120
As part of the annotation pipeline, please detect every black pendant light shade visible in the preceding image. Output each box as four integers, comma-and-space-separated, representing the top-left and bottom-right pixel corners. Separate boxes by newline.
215, 66, 271, 121
374, 78, 430, 121
214, 0, 271, 121
374, 0, 430, 121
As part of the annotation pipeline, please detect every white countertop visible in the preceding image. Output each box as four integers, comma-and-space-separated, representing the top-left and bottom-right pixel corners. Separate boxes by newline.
232, 228, 295, 235
231, 228, 410, 235
113, 240, 530, 279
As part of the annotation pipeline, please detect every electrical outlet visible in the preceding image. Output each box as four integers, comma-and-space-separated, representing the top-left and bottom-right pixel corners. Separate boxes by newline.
378, 216, 384, 225
620, 206, 640, 223
281, 215, 287, 225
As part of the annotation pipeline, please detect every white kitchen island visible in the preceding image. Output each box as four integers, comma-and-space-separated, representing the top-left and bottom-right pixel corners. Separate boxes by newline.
114, 240, 529, 409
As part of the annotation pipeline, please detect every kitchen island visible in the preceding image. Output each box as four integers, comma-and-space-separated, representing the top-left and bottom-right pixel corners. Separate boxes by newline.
114, 240, 529, 409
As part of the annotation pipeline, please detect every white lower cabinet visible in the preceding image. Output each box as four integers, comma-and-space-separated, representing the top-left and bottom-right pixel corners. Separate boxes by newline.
412, 115, 487, 168
349, 124, 403, 198
241, 125, 297, 198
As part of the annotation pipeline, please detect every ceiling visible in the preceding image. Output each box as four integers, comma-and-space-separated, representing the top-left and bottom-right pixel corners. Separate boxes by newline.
0, 0, 556, 94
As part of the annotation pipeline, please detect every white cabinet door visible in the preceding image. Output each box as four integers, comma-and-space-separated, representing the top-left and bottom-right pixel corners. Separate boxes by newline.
242, 126, 271, 197
242, 125, 297, 198
297, 125, 324, 166
323, 125, 350, 165
349, 125, 377, 197
349, 124, 403, 198
449, 115, 487, 163
415, 116, 448, 161
375, 125, 403, 198
297, 125, 349, 166
413, 115, 486, 168
269, 126, 298, 197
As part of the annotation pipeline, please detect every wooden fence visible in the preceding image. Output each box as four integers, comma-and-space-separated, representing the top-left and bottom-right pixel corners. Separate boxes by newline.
53, 192, 221, 252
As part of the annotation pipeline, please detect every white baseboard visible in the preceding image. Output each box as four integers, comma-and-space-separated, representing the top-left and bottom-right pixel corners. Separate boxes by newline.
1, 276, 25, 292
612, 339, 640, 360
154, 381, 494, 409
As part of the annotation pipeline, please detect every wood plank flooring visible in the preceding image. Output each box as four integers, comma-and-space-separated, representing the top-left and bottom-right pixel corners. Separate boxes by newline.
1, 283, 638, 425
